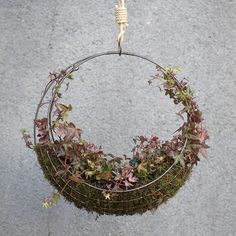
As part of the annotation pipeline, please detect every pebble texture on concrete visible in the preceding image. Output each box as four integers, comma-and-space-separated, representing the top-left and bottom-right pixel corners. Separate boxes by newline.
0, 0, 236, 235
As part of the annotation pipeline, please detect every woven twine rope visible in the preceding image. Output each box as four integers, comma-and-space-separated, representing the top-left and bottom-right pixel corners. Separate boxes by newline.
116, 0, 128, 44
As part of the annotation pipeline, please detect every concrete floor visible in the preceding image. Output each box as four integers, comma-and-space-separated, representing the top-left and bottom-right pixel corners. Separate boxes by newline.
0, 0, 236, 235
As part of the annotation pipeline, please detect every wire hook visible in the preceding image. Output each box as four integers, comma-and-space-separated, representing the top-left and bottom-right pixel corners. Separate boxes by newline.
116, 0, 127, 56
118, 38, 122, 56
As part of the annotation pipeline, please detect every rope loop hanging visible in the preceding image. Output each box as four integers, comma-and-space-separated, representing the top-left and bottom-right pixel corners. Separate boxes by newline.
115, 0, 128, 54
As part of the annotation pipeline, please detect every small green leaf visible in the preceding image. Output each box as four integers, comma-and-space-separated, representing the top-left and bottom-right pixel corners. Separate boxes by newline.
96, 171, 113, 181
102, 191, 111, 200
55, 85, 61, 93
21, 128, 33, 148
66, 74, 74, 80
42, 192, 61, 208
56, 103, 73, 121
87, 160, 96, 169
173, 66, 181, 74
85, 170, 97, 179
164, 66, 171, 73
137, 162, 148, 173
174, 155, 186, 168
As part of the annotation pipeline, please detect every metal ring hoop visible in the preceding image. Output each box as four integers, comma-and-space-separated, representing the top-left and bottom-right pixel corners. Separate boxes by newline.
34, 51, 188, 193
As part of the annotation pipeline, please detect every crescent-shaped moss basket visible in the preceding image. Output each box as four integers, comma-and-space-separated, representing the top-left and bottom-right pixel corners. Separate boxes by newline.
35, 145, 192, 215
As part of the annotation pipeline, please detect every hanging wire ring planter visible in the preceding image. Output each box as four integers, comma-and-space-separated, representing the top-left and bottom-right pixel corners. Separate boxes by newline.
24, 50, 210, 215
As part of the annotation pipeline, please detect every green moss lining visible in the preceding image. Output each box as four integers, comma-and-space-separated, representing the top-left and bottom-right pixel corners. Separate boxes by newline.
35, 145, 191, 215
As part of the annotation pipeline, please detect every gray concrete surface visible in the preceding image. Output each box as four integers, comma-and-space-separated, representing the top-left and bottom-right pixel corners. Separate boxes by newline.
0, 0, 236, 235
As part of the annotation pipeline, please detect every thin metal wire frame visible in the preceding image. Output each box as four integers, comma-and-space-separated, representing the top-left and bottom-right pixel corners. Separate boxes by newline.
34, 50, 188, 193
33, 79, 57, 144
